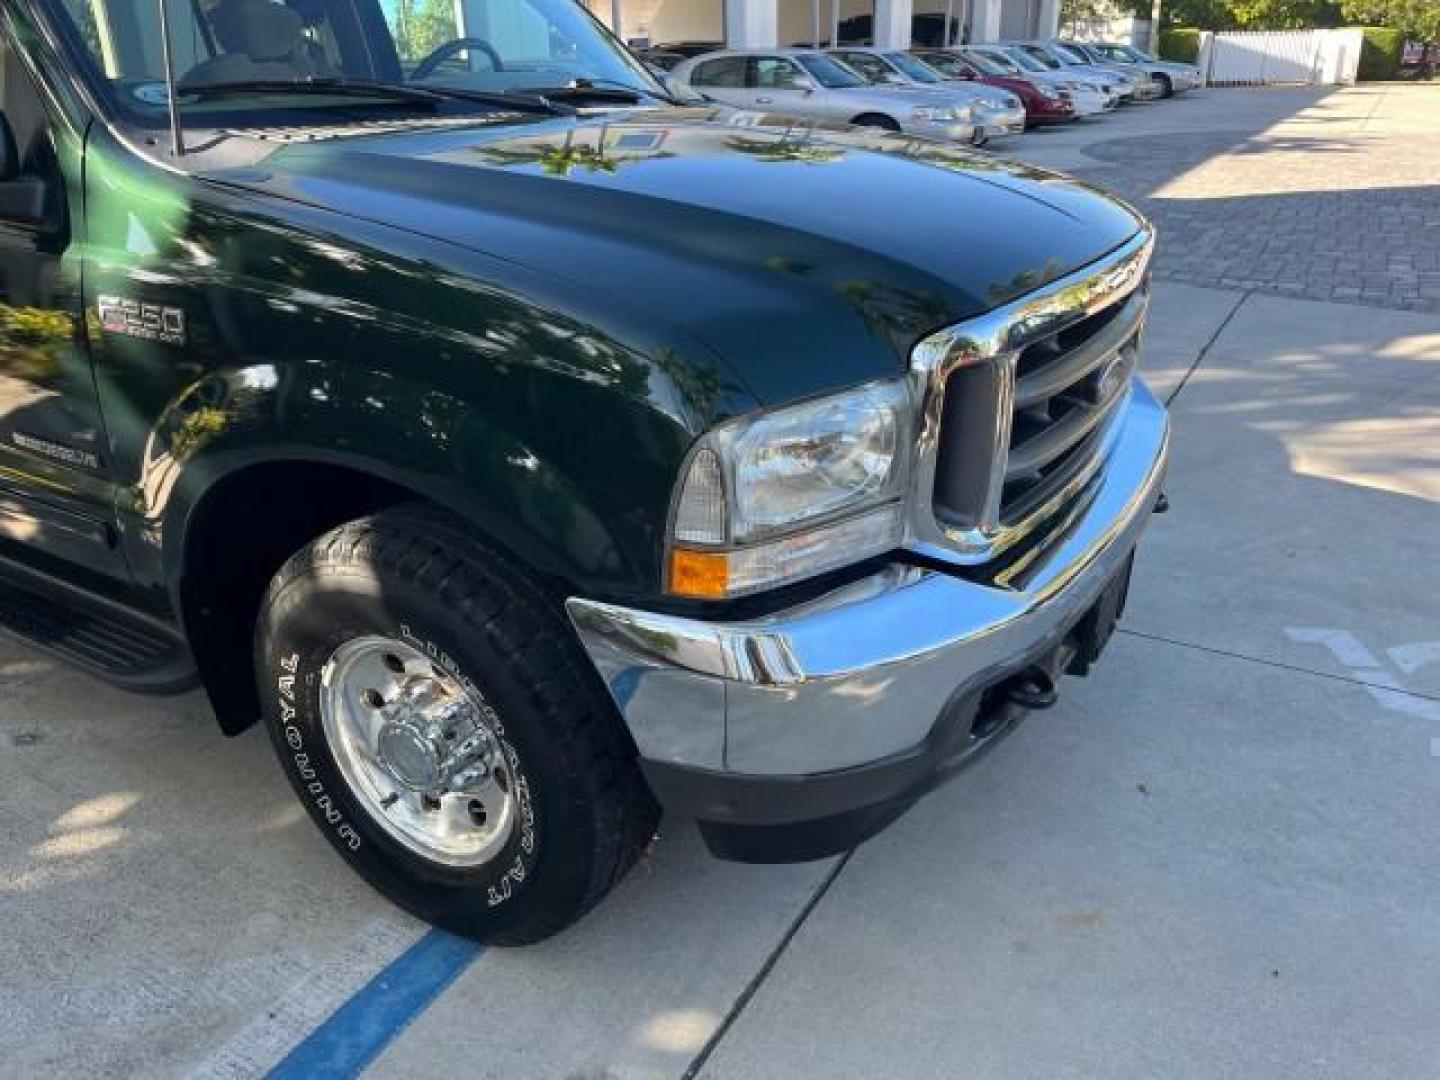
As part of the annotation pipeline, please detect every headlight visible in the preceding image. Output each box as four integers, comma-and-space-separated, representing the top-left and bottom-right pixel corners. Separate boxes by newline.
911, 105, 958, 121
667, 379, 912, 598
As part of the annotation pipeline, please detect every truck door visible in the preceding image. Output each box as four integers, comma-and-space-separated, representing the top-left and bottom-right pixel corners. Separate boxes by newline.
0, 11, 126, 578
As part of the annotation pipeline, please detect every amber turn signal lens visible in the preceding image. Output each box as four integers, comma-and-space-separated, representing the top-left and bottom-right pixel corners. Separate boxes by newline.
668, 549, 729, 599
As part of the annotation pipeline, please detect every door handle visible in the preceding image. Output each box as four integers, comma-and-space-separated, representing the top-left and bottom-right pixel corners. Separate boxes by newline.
755, 96, 773, 104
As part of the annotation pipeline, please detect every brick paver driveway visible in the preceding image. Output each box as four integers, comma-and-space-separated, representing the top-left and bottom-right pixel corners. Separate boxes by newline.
1010, 84, 1440, 313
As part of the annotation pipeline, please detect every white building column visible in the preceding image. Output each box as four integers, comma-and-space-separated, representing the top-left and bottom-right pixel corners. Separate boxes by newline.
725, 0, 777, 47
872, 0, 914, 48
969, 0, 1001, 42
1036, 0, 1061, 38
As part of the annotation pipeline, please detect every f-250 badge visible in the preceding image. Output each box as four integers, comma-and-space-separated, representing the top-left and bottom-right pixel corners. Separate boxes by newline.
98, 295, 185, 346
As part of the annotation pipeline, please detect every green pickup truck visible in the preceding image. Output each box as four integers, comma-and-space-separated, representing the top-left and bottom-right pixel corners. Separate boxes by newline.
0, 0, 1168, 942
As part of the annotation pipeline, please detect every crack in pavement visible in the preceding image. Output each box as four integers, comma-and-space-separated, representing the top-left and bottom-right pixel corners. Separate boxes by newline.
682, 850, 855, 1080
1163, 287, 1251, 408
1119, 628, 1440, 705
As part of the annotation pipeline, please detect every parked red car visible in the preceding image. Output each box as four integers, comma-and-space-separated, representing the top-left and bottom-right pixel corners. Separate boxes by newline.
913, 48, 1077, 126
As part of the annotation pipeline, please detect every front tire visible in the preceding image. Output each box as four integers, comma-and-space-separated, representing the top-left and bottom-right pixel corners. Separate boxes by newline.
255, 505, 658, 945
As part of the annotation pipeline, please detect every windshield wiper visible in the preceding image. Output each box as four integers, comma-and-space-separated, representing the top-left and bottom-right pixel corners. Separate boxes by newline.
178, 78, 447, 104
176, 78, 568, 115
519, 77, 671, 105
575, 77, 674, 102
413, 84, 573, 115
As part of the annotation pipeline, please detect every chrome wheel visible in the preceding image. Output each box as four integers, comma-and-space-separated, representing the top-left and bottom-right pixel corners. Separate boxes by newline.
320, 636, 517, 867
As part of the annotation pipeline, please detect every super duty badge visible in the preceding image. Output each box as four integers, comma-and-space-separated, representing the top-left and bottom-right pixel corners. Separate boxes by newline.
98, 295, 186, 346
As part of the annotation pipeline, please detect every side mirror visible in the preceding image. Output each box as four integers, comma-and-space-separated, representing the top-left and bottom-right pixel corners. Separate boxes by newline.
793, 76, 818, 94
0, 112, 44, 226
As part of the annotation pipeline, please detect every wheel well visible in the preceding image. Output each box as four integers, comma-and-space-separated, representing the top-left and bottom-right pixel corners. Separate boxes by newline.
179, 462, 414, 734
851, 112, 900, 131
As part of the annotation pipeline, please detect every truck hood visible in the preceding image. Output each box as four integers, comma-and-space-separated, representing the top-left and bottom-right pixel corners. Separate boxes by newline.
212, 109, 1142, 404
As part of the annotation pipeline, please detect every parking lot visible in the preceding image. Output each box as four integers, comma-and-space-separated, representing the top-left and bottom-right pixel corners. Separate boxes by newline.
4, 84, 1439, 1079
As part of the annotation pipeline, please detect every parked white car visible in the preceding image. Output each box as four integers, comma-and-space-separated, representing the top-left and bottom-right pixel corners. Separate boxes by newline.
826, 47, 1027, 144
672, 49, 978, 143
965, 45, 1118, 116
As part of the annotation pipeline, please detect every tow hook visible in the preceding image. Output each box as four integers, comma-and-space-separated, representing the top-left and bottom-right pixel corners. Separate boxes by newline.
1001, 665, 1059, 711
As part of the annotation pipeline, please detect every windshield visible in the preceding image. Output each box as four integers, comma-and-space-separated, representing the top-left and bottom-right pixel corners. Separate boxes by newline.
919, 52, 967, 78
964, 48, 1016, 74
999, 48, 1048, 74
1052, 42, 1088, 63
51, 0, 665, 123
795, 52, 867, 88
1018, 46, 1060, 69
884, 52, 942, 84
954, 50, 1001, 76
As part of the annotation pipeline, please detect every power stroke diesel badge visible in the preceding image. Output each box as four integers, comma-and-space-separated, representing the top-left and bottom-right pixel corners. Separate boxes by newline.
97, 295, 186, 346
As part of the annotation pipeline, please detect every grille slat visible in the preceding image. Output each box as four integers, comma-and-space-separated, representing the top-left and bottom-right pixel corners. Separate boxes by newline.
1013, 290, 1147, 409
1005, 377, 1131, 481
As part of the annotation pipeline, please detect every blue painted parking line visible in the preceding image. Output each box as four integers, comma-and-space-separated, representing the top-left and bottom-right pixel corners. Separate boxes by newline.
267, 928, 484, 1080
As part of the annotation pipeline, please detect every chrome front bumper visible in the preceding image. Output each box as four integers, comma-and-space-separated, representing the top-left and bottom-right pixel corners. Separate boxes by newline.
567, 378, 1170, 779
1073, 90, 1118, 115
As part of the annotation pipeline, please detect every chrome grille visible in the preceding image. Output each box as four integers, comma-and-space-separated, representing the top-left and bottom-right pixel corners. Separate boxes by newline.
1001, 286, 1146, 523
908, 230, 1154, 565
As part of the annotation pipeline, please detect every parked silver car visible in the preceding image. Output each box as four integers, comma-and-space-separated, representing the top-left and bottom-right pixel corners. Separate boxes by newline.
827, 47, 1027, 144
1042, 39, 1167, 98
1064, 40, 1203, 97
968, 45, 1118, 116
1001, 40, 1152, 101
672, 49, 978, 143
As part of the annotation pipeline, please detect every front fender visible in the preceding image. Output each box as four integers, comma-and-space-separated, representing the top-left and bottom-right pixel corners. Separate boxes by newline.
131, 360, 639, 596
84, 133, 757, 605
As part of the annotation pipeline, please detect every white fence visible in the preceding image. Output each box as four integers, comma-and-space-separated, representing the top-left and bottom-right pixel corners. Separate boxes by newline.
1200, 28, 1363, 86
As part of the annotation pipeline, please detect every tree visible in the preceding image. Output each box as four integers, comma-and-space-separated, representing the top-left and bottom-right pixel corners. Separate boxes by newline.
1340, 0, 1440, 38
1061, 0, 1111, 32
1224, 0, 1343, 27
391, 0, 458, 62
1159, 0, 1239, 26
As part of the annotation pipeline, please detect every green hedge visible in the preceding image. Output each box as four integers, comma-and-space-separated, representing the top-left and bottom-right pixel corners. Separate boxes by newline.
1159, 28, 1201, 64
1354, 26, 1404, 81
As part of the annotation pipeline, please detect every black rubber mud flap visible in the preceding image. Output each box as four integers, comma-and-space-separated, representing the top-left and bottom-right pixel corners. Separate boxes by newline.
1067, 551, 1134, 677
